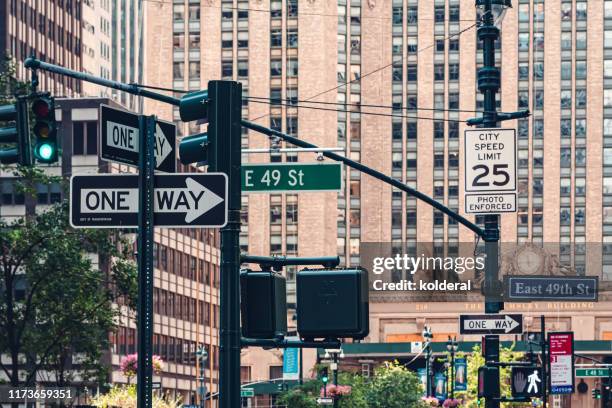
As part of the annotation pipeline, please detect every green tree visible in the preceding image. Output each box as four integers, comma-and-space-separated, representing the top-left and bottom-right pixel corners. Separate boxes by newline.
365, 361, 428, 408
0, 169, 138, 389
457, 344, 527, 408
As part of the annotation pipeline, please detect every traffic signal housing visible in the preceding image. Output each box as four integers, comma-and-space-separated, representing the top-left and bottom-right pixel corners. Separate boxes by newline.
31, 95, 58, 163
592, 388, 601, 399
296, 268, 369, 340
240, 269, 287, 339
0, 97, 31, 165
177, 83, 241, 173
320, 367, 329, 384
478, 366, 500, 399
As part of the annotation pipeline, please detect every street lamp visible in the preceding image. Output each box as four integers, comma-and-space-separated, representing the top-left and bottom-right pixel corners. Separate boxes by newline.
422, 326, 433, 397
324, 347, 344, 408
446, 336, 459, 399
196, 347, 208, 408
476, 0, 512, 27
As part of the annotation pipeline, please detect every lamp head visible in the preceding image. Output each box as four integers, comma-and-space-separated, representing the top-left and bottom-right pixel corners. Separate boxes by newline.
476, 0, 512, 27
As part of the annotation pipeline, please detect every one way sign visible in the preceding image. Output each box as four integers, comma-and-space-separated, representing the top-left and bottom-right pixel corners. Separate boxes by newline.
70, 173, 227, 228
100, 105, 176, 173
459, 314, 523, 335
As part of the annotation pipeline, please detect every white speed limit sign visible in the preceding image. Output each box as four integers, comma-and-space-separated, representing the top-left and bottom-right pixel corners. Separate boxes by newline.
463, 128, 517, 214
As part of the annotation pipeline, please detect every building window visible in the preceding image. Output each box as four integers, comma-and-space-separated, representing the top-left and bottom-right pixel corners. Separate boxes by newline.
73, 121, 98, 155
271, 60, 282, 77
434, 6, 445, 23
449, 6, 460, 22
448, 64, 459, 81
287, 29, 298, 48
188, 5, 200, 21
287, 59, 298, 77
189, 62, 200, 79
271, 30, 282, 47
434, 64, 444, 81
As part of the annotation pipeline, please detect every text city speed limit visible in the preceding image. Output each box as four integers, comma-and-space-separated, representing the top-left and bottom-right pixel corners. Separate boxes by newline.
464, 128, 517, 214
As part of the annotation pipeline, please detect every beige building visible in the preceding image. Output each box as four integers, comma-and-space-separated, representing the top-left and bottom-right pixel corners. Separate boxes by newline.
81, 0, 113, 97
145, 0, 612, 405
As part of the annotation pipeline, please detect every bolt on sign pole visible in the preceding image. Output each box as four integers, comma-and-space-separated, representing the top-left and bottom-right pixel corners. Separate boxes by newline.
137, 115, 156, 408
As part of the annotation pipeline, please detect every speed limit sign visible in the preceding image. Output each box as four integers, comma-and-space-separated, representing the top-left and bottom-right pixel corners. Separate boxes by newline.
464, 128, 517, 214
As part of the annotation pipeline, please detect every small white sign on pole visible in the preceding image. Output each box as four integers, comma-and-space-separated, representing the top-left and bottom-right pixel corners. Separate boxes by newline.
463, 128, 517, 214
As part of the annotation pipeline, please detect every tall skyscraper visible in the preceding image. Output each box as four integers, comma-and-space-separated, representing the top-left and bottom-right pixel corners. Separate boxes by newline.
151, 1, 612, 400
0, 0, 82, 95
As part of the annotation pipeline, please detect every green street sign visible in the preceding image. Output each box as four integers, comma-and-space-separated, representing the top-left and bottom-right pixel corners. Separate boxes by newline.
576, 368, 612, 377
241, 163, 342, 193
240, 388, 255, 397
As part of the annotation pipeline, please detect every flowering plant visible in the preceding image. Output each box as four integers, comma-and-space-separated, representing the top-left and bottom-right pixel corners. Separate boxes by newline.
422, 396, 440, 407
320, 384, 352, 397
120, 354, 165, 382
442, 398, 463, 408
120, 354, 138, 379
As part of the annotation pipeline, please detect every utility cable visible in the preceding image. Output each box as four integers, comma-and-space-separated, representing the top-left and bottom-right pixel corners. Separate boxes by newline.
247, 98, 468, 123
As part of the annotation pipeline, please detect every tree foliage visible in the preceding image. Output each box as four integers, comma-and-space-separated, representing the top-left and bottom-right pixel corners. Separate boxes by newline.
456, 344, 526, 408
0, 167, 138, 387
278, 361, 426, 408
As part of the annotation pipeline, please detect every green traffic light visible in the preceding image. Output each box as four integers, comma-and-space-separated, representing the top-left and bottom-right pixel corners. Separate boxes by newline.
322, 376, 328, 383
36, 143, 55, 161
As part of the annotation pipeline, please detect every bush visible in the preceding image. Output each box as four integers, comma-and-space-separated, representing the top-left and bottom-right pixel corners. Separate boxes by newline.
90, 385, 182, 408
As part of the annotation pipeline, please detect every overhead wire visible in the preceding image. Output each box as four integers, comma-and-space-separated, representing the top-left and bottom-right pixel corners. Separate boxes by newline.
249, 19, 480, 122
246, 95, 483, 114
247, 98, 467, 123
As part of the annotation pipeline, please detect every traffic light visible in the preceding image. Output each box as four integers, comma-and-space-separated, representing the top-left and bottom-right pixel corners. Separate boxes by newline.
477, 366, 500, 399
178, 83, 241, 172
320, 367, 329, 384
0, 97, 31, 165
30, 94, 58, 163
482, 335, 500, 362
296, 268, 369, 340
240, 269, 287, 339
592, 388, 601, 399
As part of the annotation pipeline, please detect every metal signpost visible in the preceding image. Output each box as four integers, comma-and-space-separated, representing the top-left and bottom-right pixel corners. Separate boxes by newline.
241, 163, 342, 193
548, 332, 575, 394
100, 105, 176, 173
504, 276, 598, 301
459, 314, 523, 335
463, 128, 517, 214
69, 173, 228, 228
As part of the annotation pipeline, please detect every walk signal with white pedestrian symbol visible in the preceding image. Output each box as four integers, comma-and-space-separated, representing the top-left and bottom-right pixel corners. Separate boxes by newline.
512, 367, 543, 398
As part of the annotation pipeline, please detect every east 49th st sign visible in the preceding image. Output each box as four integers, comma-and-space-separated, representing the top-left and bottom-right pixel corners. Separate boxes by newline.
70, 173, 227, 228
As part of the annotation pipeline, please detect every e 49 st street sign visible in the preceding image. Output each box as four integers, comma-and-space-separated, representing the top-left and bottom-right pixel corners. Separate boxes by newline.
70, 173, 227, 228
100, 105, 176, 173
241, 163, 341, 193
464, 128, 517, 214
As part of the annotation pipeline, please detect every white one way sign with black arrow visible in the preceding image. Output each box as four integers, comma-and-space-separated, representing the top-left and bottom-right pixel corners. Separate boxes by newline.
459, 314, 523, 335
70, 173, 227, 228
